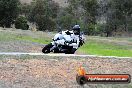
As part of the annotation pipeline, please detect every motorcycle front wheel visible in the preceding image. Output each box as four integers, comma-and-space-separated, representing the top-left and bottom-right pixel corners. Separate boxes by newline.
65, 48, 76, 54
42, 43, 53, 53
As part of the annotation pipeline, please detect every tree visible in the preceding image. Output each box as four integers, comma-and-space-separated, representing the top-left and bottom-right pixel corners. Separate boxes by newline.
81, 0, 98, 24
97, 0, 132, 36
80, 0, 98, 35
19, 3, 31, 17
97, 0, 117, 37
28, 0, 59, 31
57, 13, 75, 30
15, 16, 29, 30
112, 0, 132, 32
0, 0, 20, 27
66, 0, 98, 35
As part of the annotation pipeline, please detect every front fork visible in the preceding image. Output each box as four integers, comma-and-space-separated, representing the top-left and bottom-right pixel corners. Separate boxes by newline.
50, 41, 59, 52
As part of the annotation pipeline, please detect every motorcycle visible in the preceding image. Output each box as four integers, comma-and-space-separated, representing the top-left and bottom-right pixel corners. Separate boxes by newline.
42, 32, 85, 54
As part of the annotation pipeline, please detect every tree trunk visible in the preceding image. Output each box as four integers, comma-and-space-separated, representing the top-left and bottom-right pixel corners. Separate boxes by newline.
106, 32, 110, 37
124, 15, 128, 32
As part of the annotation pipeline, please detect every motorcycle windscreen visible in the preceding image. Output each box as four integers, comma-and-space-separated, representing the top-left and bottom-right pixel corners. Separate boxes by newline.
53, 33, 64, 40
63, 35, 72, 42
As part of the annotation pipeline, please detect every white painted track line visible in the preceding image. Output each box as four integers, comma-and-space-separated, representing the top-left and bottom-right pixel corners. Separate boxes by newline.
0, 52, 131, 59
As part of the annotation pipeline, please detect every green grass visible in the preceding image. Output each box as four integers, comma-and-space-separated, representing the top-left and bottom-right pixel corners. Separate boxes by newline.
0, 30, 51, 44
78, 40, 132, 57
16, 35, 51, 44
0, 32, 17, 41
1, 29, 132, 57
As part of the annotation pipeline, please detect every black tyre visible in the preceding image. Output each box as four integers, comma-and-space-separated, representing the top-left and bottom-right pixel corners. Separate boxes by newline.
65, 48, 76, 54
42, 43, 53, 53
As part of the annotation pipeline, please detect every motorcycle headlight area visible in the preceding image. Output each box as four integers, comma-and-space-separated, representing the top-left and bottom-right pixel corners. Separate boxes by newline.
55, 39, 65, 45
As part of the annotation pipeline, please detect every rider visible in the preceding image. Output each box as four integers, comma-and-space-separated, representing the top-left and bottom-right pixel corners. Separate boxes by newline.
72, 25, 85, 47
53, 25, 81, 52
70, 25, 81, 49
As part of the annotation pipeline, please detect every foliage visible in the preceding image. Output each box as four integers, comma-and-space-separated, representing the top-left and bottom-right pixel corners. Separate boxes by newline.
98, 0, 132, 36
19, 3, 31, 17
112, 0, 132, 32
0, 0, 20, 27
1, 0, 132, 36
61, 0, 98, 34
81, 0, 98, 24
57, 7, 78, 30
28, 0, 59, 31
15, 16, 29, 30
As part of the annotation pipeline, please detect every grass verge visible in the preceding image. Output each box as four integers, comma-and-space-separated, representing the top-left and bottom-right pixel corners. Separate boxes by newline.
78, 40, 132, 57
16, 35, 51, 44
1, 29, 132, 57
0, 30, 51, 44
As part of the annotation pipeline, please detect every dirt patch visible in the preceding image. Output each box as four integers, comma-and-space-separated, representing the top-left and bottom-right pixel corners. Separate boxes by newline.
0, 56, 132, 88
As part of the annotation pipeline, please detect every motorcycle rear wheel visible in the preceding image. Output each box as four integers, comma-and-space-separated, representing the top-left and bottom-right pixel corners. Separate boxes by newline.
65, 48, 76, 54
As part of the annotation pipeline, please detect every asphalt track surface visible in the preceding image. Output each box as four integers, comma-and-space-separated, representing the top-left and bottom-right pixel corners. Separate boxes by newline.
0, 52, 131, 59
